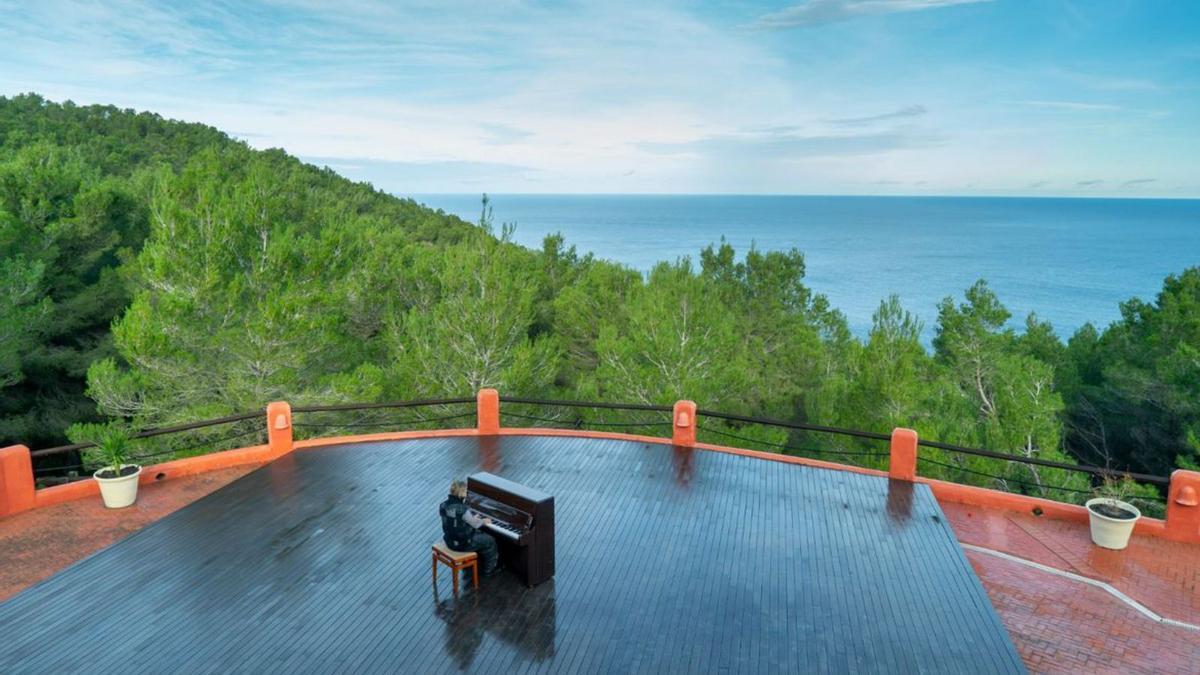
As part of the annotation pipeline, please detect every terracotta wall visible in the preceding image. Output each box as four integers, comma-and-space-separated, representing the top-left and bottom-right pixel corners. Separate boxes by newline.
3, 392, 1197, 544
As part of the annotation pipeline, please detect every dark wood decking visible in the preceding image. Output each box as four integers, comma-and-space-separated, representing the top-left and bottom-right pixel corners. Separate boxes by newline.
0, 436, 1024, 673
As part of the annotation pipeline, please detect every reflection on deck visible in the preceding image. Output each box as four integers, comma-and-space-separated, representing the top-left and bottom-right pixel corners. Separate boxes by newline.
0, 435, 1024, 673
434, 579, 557, 668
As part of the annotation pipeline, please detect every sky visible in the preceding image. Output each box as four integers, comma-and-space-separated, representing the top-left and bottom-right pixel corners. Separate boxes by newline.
1, 0, 1198, 196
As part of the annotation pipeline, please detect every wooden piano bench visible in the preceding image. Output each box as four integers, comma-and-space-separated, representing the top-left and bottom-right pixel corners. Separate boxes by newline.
432, 541, 479, 595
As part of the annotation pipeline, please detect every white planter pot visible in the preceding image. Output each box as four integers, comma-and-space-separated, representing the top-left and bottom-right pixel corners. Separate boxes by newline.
93, 464, 142, 509
1086, 498, 1140, 550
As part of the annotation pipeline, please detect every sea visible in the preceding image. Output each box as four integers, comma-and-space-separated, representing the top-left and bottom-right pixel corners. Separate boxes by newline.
408, 194, 1200, 343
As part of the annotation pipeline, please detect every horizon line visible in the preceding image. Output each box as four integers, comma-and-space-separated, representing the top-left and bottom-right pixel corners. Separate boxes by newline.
400, 191, 1200, 202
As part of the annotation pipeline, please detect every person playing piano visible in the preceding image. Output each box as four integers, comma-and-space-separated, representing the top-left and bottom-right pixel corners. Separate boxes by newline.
440, 480, 500, 577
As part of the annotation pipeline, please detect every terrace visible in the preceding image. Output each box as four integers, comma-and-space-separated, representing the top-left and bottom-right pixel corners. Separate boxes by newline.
1, 391, 1197, 673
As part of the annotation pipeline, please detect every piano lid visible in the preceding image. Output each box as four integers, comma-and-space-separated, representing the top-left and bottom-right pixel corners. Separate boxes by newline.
468, 472, 552, 504
466, 493, 530, 527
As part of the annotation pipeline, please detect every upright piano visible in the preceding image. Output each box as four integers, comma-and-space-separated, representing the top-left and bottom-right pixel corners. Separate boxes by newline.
466, 472, 555, 587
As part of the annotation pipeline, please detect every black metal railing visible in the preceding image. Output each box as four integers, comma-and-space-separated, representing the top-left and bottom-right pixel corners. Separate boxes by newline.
696, 408, 892, 442
27, 399, 481, 486
290, 397, 476, 413
693, 406, 1168, 484
693, 408, 893, 471
916, 454, 1092, 495
695, 423, 890, 466
498, 396, 673, 413
498, 398, 1170, 499
290, 398, 477, 437
30, 409, 265, 458
497, 396, 674, 437
30, 410, 268, 486
23, 395, 1173, 515
690, 404, 1167, 514
913, 436, 1168, 486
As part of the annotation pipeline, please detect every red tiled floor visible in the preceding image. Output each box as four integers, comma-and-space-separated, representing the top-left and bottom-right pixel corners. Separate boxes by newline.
0, 465, 261, 602
943, 501, 1200, 626
967, 550, 1200, 675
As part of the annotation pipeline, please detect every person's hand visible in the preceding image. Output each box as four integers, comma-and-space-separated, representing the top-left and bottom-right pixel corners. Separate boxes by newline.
484, 517, 493, 525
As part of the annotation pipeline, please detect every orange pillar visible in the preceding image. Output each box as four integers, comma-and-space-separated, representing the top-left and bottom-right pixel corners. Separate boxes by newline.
477, 389, 500, 435
0, 445, 36, 518
1164, 469, 1200, 544
889, 428, 918, 482
673, 400, 697, 447
266, 401, 293, 459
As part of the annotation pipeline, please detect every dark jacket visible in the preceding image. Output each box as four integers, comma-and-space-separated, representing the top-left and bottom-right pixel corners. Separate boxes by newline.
440, 495, 474, 549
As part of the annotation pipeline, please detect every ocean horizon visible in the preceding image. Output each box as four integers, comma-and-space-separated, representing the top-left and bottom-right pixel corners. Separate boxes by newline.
409, 193, 1200, 343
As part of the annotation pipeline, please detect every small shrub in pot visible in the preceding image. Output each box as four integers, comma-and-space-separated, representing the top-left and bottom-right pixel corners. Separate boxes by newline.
1085, 477, 1142, 550
86, 424, 142, 509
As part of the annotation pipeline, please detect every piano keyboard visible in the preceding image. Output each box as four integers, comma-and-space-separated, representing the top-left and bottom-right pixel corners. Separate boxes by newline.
485, 520, 522, 540
468, 508, 524, 540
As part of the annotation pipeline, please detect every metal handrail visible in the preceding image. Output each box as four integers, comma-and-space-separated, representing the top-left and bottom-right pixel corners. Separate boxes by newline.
31, 398, 476, 457
291, 397, 475, 413
696, 408, 892, 442
499, 396, 673, 413
914, 438, 1169, 486
31, 410, 265, 457
692, 407, 1168, 486
27, 396, 1172, 488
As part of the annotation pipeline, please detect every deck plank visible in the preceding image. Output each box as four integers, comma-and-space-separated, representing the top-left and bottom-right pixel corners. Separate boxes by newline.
0, 435, 1024, 673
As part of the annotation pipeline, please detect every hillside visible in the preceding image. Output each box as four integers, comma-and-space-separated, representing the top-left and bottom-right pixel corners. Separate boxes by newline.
2, 94, 1196, 508
0, 93, 476, 449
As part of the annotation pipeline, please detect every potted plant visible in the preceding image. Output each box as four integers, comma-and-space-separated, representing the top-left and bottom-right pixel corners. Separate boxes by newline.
89, 424, 142, 509
1085, 477, 1141, 550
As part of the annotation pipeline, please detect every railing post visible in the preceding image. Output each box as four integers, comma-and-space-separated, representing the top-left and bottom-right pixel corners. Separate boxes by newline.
673, 400, 697, 447
1165, 469, 1200, 543
266, 401, 293, 459
889, 428, 918, 482
477, 389, 500, 435
0, 444, 36, 517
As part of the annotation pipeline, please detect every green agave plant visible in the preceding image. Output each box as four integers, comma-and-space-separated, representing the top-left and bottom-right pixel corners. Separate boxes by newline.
91, 424, 134, 478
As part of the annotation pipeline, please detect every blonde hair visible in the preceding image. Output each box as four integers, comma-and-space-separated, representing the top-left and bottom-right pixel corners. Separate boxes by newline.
450, 480, 467, 498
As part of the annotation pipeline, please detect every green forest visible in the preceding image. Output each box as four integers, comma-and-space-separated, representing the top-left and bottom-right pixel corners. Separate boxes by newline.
2, 94, 1197, 512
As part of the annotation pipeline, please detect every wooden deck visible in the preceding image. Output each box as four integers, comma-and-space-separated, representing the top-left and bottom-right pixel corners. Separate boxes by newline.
0, 436, 1024, 673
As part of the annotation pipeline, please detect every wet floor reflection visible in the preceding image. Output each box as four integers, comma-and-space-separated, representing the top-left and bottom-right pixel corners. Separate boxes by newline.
434, 576, 557, 669
265, 453, 299, 499
886, 478, 915, 527
477, 434, 503, 474
671, 446, 695, 487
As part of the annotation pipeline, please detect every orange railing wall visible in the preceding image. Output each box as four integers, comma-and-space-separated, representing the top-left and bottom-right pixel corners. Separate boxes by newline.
3, 388, 1198, 544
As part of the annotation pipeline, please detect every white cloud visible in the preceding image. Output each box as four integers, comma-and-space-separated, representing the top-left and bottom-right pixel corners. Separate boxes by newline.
640, 127, 944, 160
828, 105, 928, 126
1019, 100, 1122, 112
304, 156, 539, 192
752, 0, 991, 29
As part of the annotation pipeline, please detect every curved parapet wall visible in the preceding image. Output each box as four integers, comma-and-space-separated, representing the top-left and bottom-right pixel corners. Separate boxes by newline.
3, 392, 1198, 544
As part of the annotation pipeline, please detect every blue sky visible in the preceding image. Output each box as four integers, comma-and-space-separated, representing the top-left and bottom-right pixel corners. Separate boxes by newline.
1, 0, 1197, 196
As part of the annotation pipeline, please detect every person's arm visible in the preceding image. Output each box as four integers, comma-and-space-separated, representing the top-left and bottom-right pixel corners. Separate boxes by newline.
464, 510, 484, 529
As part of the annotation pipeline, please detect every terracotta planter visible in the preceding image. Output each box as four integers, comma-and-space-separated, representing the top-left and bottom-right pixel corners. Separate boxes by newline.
93, 464, 142, 509
1085, 497, 1140, 550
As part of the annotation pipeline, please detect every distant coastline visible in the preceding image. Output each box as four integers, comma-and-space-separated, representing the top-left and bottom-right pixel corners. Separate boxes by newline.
411, 193, 1200, 201
411, 193, 1200, 342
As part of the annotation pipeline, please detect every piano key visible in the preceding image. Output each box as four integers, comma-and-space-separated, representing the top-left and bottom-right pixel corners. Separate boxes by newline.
485, 522, 520, 540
